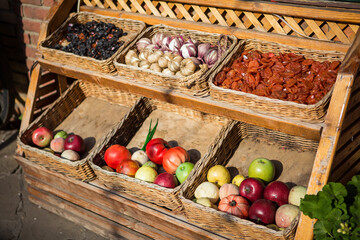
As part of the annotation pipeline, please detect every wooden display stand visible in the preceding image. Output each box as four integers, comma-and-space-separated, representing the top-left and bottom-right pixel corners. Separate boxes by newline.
16, 0, 360, 239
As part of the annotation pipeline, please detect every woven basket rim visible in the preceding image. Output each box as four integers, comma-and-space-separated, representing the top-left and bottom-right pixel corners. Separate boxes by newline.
39, 12, 146, 64
209, 38, 345, 108
180, 191, 299, 237
114, 23, 237, 85
89, 160, 182, 193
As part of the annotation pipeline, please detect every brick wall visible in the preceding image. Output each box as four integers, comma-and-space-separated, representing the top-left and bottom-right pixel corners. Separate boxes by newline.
0, 0, 57, 94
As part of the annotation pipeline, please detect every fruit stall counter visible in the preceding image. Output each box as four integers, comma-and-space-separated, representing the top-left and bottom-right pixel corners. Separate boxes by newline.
16, 0, 360, 239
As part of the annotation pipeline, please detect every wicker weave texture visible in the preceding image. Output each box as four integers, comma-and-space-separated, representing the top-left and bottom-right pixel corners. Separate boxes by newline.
114, 24, 237, 95
18, 80, 140, 181
209, 39, 345, 122
88, 97, 231, 212
39, 12, 146, 73
179, 121, 319, 239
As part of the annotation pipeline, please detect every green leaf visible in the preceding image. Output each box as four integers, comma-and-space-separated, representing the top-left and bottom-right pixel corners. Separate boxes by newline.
349, 195, 360, 226
319, 182, 347, 206
300, 194, 332, 219
313, 220, 333, 240
350, 227, 360, 240
348, 175, 360, 193
347, 175, 360, 205
141, 119, 159, 151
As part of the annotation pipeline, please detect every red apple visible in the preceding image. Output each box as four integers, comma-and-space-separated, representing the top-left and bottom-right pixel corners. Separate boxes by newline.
264, 181, 290, 206
154, 172, 178, 188
146, 138, 170, 165
239, 178, 265, 202
116, 159, 139, 177
104, 145, 131, 169
32, 127, 53, 147
50, 137, 65, 153
64, 134, 85, 153
249, 199, 277, 225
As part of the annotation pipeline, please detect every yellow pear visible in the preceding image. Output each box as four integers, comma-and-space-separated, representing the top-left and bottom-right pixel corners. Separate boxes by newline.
232, 174, 246, 187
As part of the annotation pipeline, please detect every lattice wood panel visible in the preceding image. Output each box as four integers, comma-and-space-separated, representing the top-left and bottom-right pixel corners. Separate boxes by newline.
82, 0, 359, 44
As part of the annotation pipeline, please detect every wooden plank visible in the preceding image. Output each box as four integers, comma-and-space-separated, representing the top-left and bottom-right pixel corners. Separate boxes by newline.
37, 58, 323, 141
45, 0, 77, 36
27, 187, 151, 240
35, 91, 59, 109
161, 0, 360, 24
80, 6, 350, 52
331, 142, 360, 182
340, 29, 360, 76
20, 65, 41, 132
37, 80, 58, 97
57, 75, 68, 95
342, 103, 360, 134
337, 106, 360, 149
295, 74, 354, 240
25, 176, 176, 240
15, 155, 226, 240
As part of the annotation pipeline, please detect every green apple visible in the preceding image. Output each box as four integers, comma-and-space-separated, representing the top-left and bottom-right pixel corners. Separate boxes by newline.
176, 162, 194, 184
194, 181, 219, 204
232, 174, 246, 187
207, 165, 231, 187
54, 130, 68, 139
135, 166, 158, 183
248, 158, 275, 183
142, 161, 158, 171
288, 186, 307, 206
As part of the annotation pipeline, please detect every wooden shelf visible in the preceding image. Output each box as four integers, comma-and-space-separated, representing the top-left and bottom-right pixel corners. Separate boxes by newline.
37, 58, 323, 142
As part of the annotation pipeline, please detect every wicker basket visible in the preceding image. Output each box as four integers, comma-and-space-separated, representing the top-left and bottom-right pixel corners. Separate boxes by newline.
88, 97, 231, 212
179, 120, 319, 239
114, 24, 238, 95
209, 39, 345, 122
39, 12, 146, 73
18, 80, 141, 181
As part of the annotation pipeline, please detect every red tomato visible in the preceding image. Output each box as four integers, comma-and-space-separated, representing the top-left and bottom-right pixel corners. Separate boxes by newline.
146, 138, 170, 165
218, 195, 249, 219
162, 146, 190, 174
104, 144, 131, 169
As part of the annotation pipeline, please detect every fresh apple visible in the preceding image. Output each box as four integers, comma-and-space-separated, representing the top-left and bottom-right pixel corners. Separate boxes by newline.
50, 137, 65, 153
104, 145, 131, 169
142, 161, 158, 170
248, 158, 275, 183
239, 178, 265, 202
219, 183, 239, 199
131, 150, 149, 166
232, 174, 246, 187
275, 204, 300, 228
288, 186, 307, 206
194, 181, 219, 204
175, 162, 194, 184
249, 199, 277, 225
32, 127, 53, 147
116, 159, 139, 177
195, 198, 217, 210
101, 165, 115, 172
207, 165, 231, 187
146, 138, 170, 165
135, 166, 158, 183
54, 130, 68, 139
64, 134, 85, 153
61, 149, 80, 161
154, 172, 178, 188
264, 181, 290, 206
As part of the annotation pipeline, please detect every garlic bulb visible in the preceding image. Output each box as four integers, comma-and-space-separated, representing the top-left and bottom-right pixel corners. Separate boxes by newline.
162, 68, 175, 75
125, 50, 138, 65
180, 58, 197, 76
131, 57, 140, 67
150, 63, 162, 72
139, 50, 150, 61
136, 38, 152, 52
148, 52, 162, 63
140, 60, 150, 69
168, 55, 183, 72
175, 71, 183, 77
164, 51, 173, 60
158, 56, 169, 68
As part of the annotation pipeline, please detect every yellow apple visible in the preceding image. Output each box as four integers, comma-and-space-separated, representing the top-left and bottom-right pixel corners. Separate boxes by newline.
232, 174, 246, 187
207, 165, 231, 187
195, 198, 217, 209
194, 182, 219, 203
